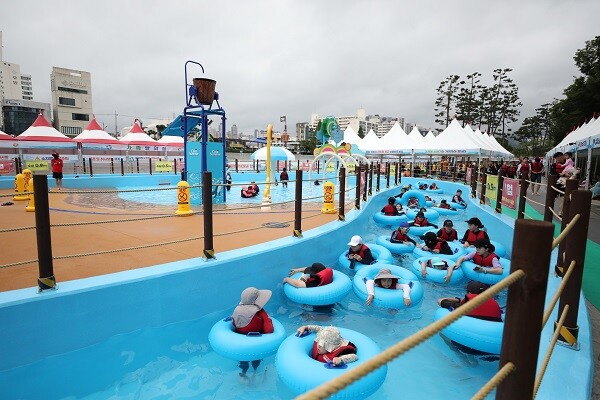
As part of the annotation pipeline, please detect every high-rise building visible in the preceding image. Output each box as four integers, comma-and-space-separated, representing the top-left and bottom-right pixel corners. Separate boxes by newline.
0, 32, 48, 134
231, 124, 238, 139
50, 66, 93, 137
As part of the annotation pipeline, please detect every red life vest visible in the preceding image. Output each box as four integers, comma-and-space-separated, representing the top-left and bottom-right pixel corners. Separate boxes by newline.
465, 293, 502, 321
382, 204, 396, 216
452, 195, 464, 203
508, 166, 517, 175
555, 163, 565, 174
51, 158, 63, 173
312, 341, 357, 362
307, 268, 333, 286
500, 164, 508, 172
472, 252, 499, 267
414, 217, 428, 226
391, 230, 409, 242
234, 309, 274, 334
531, 161, 543, 174
432, 241, 444, 252
438, 228, 458, 241
465, 230, 486, 243
520, 162, 530, 173
349, 244, 368, 259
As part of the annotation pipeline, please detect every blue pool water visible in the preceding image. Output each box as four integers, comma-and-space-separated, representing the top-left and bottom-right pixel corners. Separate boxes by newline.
0, 192, 506, 399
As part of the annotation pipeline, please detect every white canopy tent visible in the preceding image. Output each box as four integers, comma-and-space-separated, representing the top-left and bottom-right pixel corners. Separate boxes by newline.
17, 113, 76, 149
360, 129, 383, 153
377, 122, 417, 154
119, 121, 158, 146
407, 126, 426, 147
342, 125, 363, 146
416, 119, 483, 155
74, 118, 121, 148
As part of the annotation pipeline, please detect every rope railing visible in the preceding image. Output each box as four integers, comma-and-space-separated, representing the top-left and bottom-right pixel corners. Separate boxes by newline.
551, 213, 580, 249
523, 196, 545, 207
471, 362, 516, 400
523, 212, 536, 220
524, 179, 547, 187
295, 269, 526, 400
0, 225, 36, 233
550, 185, 565, 195
48, 185, 202, 194
542, 260, 576, 327
533, 304, 570, 398
0, 258, 39, 269
547, 206, 562, 222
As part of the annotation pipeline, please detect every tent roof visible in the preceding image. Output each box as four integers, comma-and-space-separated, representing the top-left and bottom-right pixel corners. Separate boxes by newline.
417, 119, 482, 154
377, 122, 417, 153
463, 124, 498, 155
342, 125, 362, 145
157, 135, 184, 146
359, 129, 382, 152
73, 118, 120, 144
424, 131, 436, 142
119, 121, 158, 145
18, 114, 73, 142
407, 126, 426, 146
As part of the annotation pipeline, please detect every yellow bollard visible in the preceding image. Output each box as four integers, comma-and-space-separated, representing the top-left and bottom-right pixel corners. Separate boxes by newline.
26, 177, 35, 212
13, 173, 28, 201
321, 181, 337, 214
175, 180, 193, 216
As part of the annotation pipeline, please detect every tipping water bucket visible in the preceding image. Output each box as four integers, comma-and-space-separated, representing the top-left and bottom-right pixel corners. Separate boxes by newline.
193, 78, 217, 105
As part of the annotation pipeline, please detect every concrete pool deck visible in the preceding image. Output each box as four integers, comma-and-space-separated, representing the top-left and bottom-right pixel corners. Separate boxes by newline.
0, 187, 339, 291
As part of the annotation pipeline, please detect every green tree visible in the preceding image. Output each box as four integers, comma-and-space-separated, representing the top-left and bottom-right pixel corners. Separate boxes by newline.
434, 75, 461, 131
511, 102, 556, 153
456, 72, 482, 127
485, 68, 521, 141
358, 125, 365, 138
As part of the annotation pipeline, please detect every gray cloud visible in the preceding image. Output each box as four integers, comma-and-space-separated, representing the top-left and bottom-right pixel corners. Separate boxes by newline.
2, 0, 598, 134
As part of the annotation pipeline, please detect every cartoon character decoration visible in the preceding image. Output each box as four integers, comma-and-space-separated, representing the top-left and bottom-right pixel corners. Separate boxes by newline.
316, 116, 343, 145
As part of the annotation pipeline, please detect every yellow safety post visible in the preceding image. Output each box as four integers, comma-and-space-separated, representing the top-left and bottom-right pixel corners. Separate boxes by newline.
175, 180, 193, 216
26, 177, 35, 212
13, 173, 28, 201
321, 181, 336, 214
22, 168, 32, 194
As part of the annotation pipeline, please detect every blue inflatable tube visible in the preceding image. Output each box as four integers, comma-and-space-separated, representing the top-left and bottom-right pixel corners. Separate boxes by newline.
375, 235, 415, 254
353, 264, 423, 308
416, 181, 444, 194
411, 257, 464, 284
276, 328, 387, 399
413, 241, 466, 261
209, 317, 286, 361
449, 201, 467, 209
406, 208, 440, 222
431, 206, 459, 216
338, 243, 395, 272
407, 225, 436, 236
398, 190, 427, 207
372, 212, 408, 227
461, 258, 511, 285
434, 308, 503, 354
284, 270, 352, 306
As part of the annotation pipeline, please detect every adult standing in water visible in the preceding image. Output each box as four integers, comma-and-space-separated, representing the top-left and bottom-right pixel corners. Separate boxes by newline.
280, 167, 289, 188
51, 152, 64, 190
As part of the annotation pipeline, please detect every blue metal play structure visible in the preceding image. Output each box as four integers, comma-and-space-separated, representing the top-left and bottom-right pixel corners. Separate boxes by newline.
161, 61, 227, 203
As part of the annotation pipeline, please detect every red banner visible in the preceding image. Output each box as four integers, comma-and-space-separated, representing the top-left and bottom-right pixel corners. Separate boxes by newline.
0, 161, 13, 175
501, 178, 519, 210
465, 168, 472, 182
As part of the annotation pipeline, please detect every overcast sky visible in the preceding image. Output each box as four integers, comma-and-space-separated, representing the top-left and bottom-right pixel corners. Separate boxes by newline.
1, 1, 599, 136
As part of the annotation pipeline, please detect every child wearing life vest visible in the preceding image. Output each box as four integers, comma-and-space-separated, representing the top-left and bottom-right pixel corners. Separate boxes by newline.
284, 262, 334, 288
410, 211, 438, 229
364, 268, 413, 307
418, 231, 453, 255
390, 221, 416, 244
407, 197, 420, 208
455, 239, 502, 275
347, 235, 374, 269
296, 325, 358, 366
437, 219, 458, 242
451, 189, 467, 207
429, 183, 439, 190
461, 217, 490, 248
420, 256, 459, 283
438, 280, 502, 322
232, 287, 274, 377
438, 199, 456, 210
530, 157, 544, 195
381, 197, 400, 216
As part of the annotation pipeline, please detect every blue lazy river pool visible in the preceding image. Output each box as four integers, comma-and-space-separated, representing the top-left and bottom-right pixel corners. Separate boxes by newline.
0, 178, 592, 399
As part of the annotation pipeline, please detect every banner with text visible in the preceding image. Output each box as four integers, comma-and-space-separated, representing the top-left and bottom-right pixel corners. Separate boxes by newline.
485, 175, 498, 202
501, 178, 519, 210
0, 161, 14, 175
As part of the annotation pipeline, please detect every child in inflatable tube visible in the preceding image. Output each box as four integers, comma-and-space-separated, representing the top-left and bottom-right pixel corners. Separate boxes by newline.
347, 235, 374, 269
418, 231, 453, 255
437, 219, 459, 242
232, 287, 274, 377
420, 257, 459, 283
438, 199, 456, 211
381, 197, 400, 216
296, 325, 358, 366
452, 189, 467, 207
390, 221, 416, 245
409, 211, 438, 229
284, 263, 333, 288
461, 217, 490, 248
456, 239, 503, 275
438, 281, 502, 322
364, 268, 412, 307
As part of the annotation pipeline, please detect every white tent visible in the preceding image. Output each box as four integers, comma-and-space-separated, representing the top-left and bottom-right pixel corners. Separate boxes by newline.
417, 119, 482, 155
119, 121, 158, 146
342, 125, 363, 146
424, 131, 436, 142
17, 113, 76, 148
377, 122, 416, 154
476, 129, 511, 157
407, 126, 426, 147
74, 118, 120, 145
359, 129, 383, 153
484, 131, 513, 157
157, 135, 184, 147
